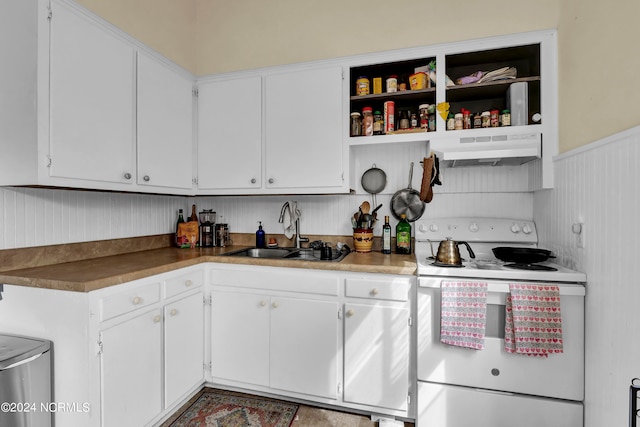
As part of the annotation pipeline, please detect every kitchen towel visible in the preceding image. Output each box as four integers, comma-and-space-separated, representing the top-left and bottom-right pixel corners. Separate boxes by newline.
504, 283, 563, 357
440, 281, 488, 350
281, 201, 299, 239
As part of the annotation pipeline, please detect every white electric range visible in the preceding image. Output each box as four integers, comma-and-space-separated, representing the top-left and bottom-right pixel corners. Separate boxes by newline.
414, 217, 586, 427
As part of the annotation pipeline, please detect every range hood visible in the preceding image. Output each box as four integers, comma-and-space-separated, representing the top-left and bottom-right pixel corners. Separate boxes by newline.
432, 132, 541, 167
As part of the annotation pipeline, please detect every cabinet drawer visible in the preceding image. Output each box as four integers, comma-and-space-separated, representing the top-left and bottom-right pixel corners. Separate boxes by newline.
164, 269, 203, 299
100, 282, 161, 321
345, 277, 411, 301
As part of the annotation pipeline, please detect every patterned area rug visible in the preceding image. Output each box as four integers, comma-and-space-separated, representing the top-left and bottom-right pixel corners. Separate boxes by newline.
168, 390, 298, 427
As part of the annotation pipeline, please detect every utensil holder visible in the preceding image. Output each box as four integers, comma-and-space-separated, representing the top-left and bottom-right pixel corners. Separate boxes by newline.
353, 228, 374, 253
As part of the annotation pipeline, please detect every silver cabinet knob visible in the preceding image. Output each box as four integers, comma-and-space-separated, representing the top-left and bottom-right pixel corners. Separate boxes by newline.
153, 315, 162, 323
272, 301, 279, 309
251, 178, 256, 184
123, 172, 132, 180
346, 309, 355, 317
143, 175, 150, 182
268, 178, 274, 184
169, 308, 178, 316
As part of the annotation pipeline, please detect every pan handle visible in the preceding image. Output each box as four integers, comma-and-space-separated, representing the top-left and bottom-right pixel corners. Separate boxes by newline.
408, 162, 414, 188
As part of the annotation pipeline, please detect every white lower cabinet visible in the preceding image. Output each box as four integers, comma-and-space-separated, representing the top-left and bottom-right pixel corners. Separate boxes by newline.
210, 289, 339, 400
208, 265, 414, 419
343, 275, 413, 414
210, 291, 270, 387
97, 266, 205, 427
270, 296, 338, 398
164, 292, 205, 408
100, 308, 163, 427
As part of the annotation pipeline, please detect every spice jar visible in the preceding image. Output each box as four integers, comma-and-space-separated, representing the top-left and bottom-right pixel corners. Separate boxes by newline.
454, 113, 463, 130
362, 107, 374, 136
419, 104, 430, 130
447, 113, 455, 130
462, 109, 471, 129
350, 112, 362, 137
481, 111, 491, 128
473, 112, 482, 128
490, 109, 500, 127
356, 76, 370, 96
373, 110, 383, 135
501, 109, 511, 126
428, 104, 436, 132
410, 112, 418, 128
386, 75, 398, 93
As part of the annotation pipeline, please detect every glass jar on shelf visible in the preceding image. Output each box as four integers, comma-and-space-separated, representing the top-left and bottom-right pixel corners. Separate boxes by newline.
350, 112, 362, 137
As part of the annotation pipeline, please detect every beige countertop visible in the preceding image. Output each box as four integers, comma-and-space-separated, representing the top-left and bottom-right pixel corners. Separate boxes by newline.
0, 238, 417, 293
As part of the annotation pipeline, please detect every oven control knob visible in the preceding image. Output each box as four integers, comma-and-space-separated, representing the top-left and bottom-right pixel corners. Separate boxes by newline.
510, 223, 521, 233
491, 368, 500, 376
468, 222, 479, 232
522, 224, 532, 234
429, 224, 439, 232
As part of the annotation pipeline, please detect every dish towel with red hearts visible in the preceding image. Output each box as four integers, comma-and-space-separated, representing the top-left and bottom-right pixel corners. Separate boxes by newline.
504, 283, 563, 357
440, 281, 488, 350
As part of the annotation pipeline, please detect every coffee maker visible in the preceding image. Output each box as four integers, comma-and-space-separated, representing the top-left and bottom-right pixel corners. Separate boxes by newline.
198, 209, 216, 247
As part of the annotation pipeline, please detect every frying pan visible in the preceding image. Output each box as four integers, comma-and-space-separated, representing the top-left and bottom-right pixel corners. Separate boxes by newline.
492, 247, 555, 264
361, 164, 387, 207
391, 162, 425, 222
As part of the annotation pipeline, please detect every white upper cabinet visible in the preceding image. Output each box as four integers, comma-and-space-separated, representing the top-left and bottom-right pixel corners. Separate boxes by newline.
49, 0, 135, 185
197, 75, 262, 191
265, 66, 346, 192
137, 52, 194, 191
196, 66, 348, 195
0, 0, 196, 194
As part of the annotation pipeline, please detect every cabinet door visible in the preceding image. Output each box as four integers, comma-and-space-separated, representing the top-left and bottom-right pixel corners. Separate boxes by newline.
137, 52, 194, 191
197, 76, 262, 190
49, 1, 135, 185
210, 291, 269, 386
164, 292, 204, 408
344, 303, 409, 411
265, 66, 344, 190
100, 308, 162, 427
270, 297, 339, 399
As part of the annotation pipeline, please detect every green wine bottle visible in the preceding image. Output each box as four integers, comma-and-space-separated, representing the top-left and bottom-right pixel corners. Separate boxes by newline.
382, 215, 391, 254
395, 213, 411, 254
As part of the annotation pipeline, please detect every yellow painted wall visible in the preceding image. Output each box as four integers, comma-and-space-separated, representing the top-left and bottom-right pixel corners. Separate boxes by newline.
74, 0, 640, 153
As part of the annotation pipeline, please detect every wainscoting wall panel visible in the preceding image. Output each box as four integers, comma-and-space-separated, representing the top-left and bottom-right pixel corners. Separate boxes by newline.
534, 125, 640, 427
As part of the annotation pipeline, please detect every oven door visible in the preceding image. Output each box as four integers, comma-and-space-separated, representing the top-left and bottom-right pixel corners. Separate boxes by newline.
417, 277, 585, 401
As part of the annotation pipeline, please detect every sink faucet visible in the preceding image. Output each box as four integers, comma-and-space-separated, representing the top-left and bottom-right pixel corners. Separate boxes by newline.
278, 201, 309, 249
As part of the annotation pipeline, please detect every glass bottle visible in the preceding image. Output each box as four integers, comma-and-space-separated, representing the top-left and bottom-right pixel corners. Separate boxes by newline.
175, 209, 185, 247
395, 213, 411, 254
382, 216, 391, 254
189, 204, 198, 222
410, 112, 418, 129
399, 110, 409, 130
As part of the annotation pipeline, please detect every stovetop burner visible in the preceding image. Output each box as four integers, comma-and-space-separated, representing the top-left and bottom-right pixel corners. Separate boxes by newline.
504, 263, 558, 271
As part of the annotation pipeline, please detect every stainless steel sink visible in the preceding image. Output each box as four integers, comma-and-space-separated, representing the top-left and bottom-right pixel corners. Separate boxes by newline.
222, 247, 299, 258
222, 247, 349, 262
